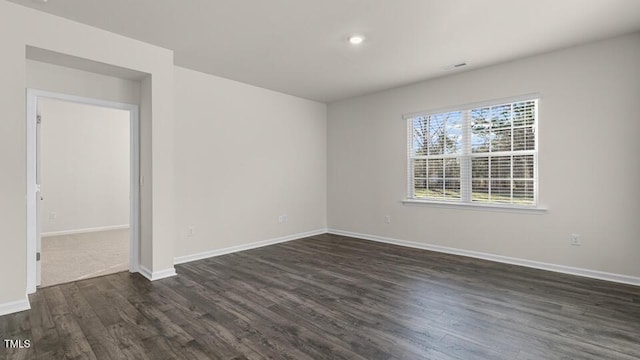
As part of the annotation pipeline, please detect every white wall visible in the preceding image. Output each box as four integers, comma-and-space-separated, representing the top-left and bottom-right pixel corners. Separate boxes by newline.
0, 1, 175, 309
40, 99, 130, 235
174, 67, 327, 259
328, 32, 640, 279
26, 59, 141, 105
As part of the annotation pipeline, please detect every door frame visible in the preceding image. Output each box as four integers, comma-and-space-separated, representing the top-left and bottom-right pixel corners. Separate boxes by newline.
26, 89, 140, 293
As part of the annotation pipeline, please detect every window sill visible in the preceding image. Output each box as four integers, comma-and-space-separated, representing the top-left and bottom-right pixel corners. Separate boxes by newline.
402, 199, 548, 214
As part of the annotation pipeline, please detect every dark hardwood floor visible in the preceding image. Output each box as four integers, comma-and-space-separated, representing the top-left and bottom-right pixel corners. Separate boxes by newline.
1, 233, 639, 359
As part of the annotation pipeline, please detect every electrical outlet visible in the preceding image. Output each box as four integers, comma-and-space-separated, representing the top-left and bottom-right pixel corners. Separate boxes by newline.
278, 215, 288, 224
384, 215, 391, 224
187, 227, 195, 237
570, 233, 581, 246
48, 211, 57, 220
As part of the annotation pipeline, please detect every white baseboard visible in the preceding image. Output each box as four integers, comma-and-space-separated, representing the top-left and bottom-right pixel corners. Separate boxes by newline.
138, 265, 177, 281
42, 224, 130, 237
0, 296, 31, 317
174, 228, 327, 265
327, 229, 640, 287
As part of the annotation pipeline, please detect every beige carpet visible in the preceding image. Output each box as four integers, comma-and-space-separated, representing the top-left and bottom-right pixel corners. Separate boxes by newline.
41, 229, 129, 287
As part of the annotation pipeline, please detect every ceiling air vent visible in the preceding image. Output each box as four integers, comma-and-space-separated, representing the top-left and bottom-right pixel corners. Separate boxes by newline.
442, 62, 468, 71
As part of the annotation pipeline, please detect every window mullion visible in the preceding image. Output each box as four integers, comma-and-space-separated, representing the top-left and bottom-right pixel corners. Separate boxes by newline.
407, 119, 414, 199
510, 155, 514, 203
461, 110, 471, 202
442, 116, 446, 196
534, 100, 539, 205
510, 103, 514, 203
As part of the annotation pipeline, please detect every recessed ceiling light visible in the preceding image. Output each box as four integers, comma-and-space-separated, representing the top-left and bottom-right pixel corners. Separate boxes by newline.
348, 35, 365, 45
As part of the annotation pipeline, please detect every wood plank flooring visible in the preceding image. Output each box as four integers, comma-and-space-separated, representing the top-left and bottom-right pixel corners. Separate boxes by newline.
1, 233, 639, 359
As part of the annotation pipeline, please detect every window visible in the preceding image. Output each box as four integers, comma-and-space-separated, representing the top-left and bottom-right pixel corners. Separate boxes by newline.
407, 97, 538, 207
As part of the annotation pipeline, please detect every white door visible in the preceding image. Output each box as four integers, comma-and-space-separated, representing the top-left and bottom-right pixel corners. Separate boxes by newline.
36, 110, 42, 287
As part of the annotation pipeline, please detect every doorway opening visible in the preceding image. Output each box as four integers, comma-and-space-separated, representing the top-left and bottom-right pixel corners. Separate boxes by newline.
26, 90, 140, 292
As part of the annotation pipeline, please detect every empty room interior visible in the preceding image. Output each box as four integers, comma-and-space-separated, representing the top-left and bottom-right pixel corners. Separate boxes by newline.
39, 98, 131, 287
0, 1, 639, 359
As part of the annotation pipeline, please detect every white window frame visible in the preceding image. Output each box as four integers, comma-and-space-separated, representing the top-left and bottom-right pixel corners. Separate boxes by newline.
403, 94, 546, 213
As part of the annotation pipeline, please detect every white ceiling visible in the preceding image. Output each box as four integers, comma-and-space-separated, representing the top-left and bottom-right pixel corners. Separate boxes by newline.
10, 0, 640, 102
